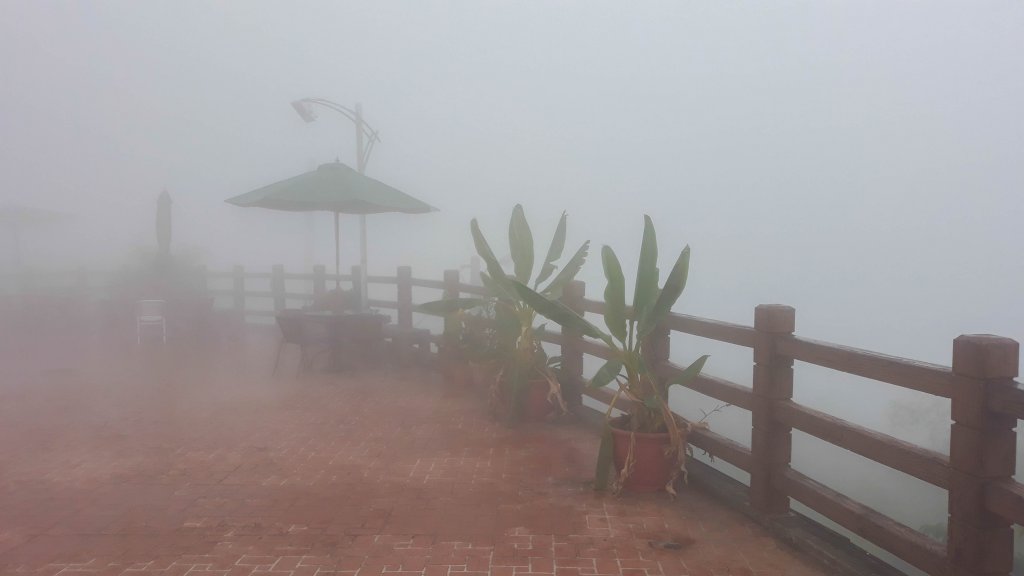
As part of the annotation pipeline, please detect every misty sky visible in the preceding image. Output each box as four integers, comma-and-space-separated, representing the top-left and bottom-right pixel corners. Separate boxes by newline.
2, 1, 1022, 369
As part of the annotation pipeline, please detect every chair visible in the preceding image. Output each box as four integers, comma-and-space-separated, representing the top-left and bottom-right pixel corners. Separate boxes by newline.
274, 310, 330, 374
382, 324, 432, 366
136, 299, 166, 344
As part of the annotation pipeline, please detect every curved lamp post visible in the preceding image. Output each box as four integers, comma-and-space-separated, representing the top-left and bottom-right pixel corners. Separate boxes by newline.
291, 98, 382, 303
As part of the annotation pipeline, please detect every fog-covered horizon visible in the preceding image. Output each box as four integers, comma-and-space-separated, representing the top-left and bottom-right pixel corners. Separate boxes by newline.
3, 3, 1024, 573
2, 2, 1022, 361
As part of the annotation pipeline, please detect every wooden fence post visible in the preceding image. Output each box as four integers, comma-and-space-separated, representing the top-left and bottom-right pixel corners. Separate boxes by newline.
442, 269, 460, 300
232, 265, 245, 315
312, 265, 326, 298
439, 270, 460, 361
750, 304, 796, 516
271, 265, 285, 312
559, 280, 586, 410
397, 266, 413, 329
948, 334, 1019, 576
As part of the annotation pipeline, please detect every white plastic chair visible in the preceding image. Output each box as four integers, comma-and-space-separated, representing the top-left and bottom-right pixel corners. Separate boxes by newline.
136, 299, 166, 344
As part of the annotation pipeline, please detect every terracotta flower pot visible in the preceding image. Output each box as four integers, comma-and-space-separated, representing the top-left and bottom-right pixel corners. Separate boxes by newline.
522, 378, 554, 422
610, 421, 687, 493
494, 378, 555, 422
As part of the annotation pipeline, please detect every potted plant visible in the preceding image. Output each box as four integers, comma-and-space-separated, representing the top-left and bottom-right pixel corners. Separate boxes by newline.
429, 301, 500, 388
419, 205, 589, 422
436, 308, 475, 387
512, 215, 709, 494
459, 301, 502, 390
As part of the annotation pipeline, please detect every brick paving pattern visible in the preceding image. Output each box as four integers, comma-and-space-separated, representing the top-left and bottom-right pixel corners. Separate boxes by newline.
0, 327, 828, 576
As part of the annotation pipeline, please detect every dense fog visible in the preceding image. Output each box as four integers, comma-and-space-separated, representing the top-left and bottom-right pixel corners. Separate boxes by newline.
2, 2, 1022, 575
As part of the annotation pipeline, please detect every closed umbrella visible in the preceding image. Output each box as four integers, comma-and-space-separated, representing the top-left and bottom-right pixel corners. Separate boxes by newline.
225, 161, 436, 307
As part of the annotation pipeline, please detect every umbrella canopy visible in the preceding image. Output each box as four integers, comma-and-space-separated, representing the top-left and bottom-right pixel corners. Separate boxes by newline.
225, 162, 436, 305
225, 162, 435, 214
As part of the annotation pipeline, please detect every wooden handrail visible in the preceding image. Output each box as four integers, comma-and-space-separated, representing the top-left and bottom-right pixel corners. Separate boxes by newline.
282, 272, 316, 280
985, 480, 1024, 528
989, 379, 1024, 419
577, 339, 615, 361
656, 361, 754, 411
538, 330, 564, 346
663, 313, 757, 348
579, 297, 607, 315
456, 282, 489, 296
777, 335, 953, 398
410, 278, 445, 290
367, 275, 397, 284
688, 427, 753, 473
774, 400, 950, 489
776, 468, 949, 576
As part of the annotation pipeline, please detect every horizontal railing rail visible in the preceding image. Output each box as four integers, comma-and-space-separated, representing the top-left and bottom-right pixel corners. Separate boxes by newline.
776, 468, 949, 576
777, 335, 954, 398
773, 400, 951, 489
990, 379, 1024, 419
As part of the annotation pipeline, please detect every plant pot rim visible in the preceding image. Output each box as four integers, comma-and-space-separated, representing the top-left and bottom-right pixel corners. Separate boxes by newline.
608, 418, 674, 439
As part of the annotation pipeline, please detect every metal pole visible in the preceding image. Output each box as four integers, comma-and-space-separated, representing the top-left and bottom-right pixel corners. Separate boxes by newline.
355, 103, 368, 309
334, 211, 340, 289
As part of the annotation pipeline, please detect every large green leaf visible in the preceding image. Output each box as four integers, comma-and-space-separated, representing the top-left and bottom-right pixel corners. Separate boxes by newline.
540, 240, 589, 298
589, 358, 623, 389
633, 215, 659, 330
479, 271, 516, 303
510, 280, 613, 346
643, 395, 664, 409
667, 354, 710, 389
471, 219, 507, 282
639, 245, 690, 340
416, 298, 489, 316
601, 246, 627, 344
594, 425, 614, 491
535, 212, 567, 287
508, 204, 534, 284
493, 302, 521, 346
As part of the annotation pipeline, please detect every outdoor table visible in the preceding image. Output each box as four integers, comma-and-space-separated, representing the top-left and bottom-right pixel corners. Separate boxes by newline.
298, 310, 389, 371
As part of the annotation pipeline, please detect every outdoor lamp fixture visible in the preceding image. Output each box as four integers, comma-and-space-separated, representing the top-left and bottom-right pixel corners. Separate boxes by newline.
291, 97, 382, 304
290, 98, 380, 174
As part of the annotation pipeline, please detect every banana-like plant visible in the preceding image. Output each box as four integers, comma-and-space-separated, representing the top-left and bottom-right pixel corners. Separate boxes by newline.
418, 205, 590, 420
511, 215, 709, 492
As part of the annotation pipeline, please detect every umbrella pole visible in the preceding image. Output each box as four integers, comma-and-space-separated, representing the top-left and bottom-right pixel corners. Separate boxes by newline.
359, 214, 368, 310
334, 211, 340, 289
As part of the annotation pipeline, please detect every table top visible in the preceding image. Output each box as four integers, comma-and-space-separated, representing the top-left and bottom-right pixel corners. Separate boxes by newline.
297, 310, 387, 320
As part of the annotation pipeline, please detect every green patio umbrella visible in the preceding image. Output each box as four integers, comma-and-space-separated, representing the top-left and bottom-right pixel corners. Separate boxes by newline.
225, 161, 436, 305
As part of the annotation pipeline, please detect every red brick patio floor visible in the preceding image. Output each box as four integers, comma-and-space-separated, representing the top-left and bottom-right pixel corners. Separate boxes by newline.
0, 327, 828, 576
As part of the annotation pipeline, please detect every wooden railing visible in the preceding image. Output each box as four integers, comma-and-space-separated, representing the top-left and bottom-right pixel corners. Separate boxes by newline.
4, 264, 1020, 575
442, 272, 1017, 576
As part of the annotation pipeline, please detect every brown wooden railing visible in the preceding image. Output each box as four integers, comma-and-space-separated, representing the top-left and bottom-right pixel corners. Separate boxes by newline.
4, 264, 1020, 575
